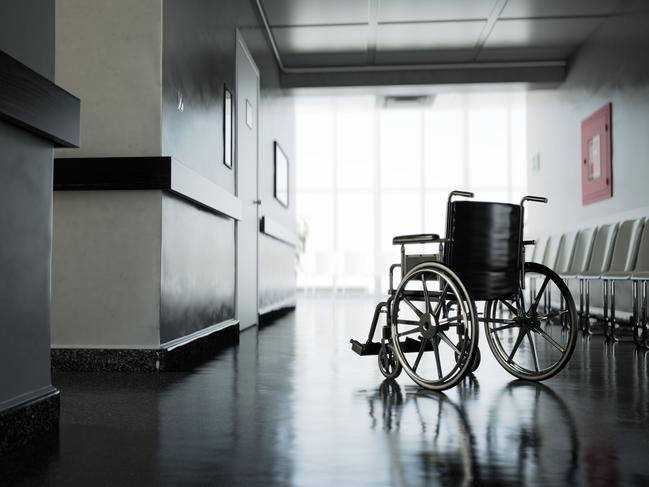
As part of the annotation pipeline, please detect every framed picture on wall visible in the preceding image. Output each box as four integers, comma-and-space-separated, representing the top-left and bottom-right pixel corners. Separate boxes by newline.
223, 86, 233, 168
581, 103, 612, 205
274, 141, 289, 207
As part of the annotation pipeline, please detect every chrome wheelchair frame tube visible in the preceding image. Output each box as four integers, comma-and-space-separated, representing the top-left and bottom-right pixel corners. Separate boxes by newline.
519, 196, 548, 290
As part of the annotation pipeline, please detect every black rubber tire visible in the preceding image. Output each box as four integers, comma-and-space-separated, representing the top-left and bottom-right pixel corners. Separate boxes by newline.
484, 262, 578, 381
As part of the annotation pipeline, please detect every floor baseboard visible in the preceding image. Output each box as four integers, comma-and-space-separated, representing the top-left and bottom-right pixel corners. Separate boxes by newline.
51, 322, 240, 372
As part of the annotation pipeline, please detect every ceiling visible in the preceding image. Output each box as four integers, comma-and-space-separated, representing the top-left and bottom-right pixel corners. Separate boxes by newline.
258, 0, 618, 70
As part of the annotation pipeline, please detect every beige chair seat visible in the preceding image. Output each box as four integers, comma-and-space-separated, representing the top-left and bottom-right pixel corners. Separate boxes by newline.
602, 271, 632, 280
559, 228, 595, 279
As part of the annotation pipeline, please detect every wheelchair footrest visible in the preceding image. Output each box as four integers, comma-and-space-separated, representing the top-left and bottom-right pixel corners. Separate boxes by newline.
350, 339, 382, 356
351, 337, 437, 355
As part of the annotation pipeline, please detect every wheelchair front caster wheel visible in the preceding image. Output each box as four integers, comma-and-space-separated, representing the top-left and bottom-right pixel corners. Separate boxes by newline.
455, 341, 481, 373
378, 344, 402, 380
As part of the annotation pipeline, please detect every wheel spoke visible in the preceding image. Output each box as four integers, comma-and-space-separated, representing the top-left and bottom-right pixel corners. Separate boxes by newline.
402, 297, 423, 318
413, 339, 427, 371
507, 329, 526, 363
397, 319, 420, 326
527, 332, 540, 372
488, 318, 518, 325
421, 275, 432, 314
500, 299, 519, 315
433, 283, 449, 319
530, 277, 550, 313
397, 328, 421, 338
490, 323, 519, 332
432, 338, 443, 379
535, 327, 566, 353
438, 332, 461, 354
539, 309, 570, 321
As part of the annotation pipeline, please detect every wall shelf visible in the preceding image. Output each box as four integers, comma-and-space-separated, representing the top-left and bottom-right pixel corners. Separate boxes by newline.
54, 156, 242, 221
0, 50, 80, 147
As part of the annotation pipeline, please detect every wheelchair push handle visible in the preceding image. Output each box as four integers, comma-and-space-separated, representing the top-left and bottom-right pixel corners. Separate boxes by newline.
450, 190, 474, 199
521, 195, 548, 205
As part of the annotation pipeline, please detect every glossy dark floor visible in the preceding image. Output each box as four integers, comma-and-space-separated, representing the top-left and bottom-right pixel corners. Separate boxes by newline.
5, 294, 649, 486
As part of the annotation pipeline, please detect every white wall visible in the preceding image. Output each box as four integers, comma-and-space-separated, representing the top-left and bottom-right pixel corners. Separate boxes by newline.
55, 0, 163, 157
526, 2, 649, 237
52, 191, 162, 348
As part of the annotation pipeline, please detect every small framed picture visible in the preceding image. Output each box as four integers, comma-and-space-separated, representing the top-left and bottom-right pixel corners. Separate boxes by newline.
223, 86, 233, 168
581, 103, 612, 205
274, 141, 289, 207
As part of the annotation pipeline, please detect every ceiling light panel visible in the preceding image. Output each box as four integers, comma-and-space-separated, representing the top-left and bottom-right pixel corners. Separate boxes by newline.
377, 21, 486, 51
486, 17, 605, 48
272, 25, 369, 54
378, 0, 498, 23
262, 0, 369, 26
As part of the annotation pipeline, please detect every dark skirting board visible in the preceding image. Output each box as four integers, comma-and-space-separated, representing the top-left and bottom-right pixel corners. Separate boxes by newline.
51, 321, 240, 372
0, 388, 60, 455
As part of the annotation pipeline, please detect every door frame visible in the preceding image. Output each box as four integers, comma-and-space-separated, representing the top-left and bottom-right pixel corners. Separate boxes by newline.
235, 29, 260, 330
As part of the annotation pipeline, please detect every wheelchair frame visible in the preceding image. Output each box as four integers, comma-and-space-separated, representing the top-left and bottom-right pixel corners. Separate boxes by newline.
351, 190, 579, 391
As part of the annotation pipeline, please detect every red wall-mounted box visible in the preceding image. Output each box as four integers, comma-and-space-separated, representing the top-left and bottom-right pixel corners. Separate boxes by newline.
581, 103, 612, 205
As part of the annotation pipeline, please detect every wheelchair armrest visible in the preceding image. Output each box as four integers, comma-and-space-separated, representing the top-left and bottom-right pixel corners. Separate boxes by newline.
392, 233, 442, 245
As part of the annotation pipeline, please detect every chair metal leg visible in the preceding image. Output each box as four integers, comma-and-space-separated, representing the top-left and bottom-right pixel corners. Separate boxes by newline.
579, 279, 585, 332
584, 279, 592, 334
641, 281, 649, 349
609, 280, 618, 342
602, 280, 611, 340
603, 279, 611, 340
632, 281, 642, 347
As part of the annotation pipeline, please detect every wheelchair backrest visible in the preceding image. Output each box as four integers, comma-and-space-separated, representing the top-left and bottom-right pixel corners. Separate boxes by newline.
445, 201, 522, 300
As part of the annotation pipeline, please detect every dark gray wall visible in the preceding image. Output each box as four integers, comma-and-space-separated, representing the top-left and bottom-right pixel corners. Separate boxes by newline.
162, 0, 296, 318
0, 122, 54, 410
0, 2, 56, 412
0, 0, 54, 80
526, 0, 649, 236
160, 193, 235, 344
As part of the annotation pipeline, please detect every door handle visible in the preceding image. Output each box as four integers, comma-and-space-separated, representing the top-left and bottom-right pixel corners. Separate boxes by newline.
253, 199, 262, 205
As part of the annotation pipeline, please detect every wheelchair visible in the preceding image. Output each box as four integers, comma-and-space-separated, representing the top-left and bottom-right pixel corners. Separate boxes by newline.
351, 191, 578, 391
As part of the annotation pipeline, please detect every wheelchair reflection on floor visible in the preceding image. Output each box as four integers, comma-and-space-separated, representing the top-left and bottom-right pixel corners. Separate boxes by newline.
351, 190, 578, 391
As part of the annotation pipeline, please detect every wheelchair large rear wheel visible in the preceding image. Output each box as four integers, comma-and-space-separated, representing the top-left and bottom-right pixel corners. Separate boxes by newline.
391, 263, 479, 391
484, 262, 577, 381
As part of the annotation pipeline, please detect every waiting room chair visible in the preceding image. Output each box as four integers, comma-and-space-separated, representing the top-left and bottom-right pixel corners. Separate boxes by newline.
630, 221, 649, 348
529, 236, 546, 264
559, 228, 596, 331
543, 232, 575, 313
601, 218, 645, 341
544, 236, 560, 267
576, 223, 618, 333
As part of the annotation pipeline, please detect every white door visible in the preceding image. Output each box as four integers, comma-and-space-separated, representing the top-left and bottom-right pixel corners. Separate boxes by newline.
236, 32, 260, 330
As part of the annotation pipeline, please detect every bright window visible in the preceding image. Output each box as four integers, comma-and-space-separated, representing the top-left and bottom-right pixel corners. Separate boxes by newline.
296, 93, 527, 293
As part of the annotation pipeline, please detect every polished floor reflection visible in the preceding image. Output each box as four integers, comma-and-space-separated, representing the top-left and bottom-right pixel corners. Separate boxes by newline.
4, 294, 649, 486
